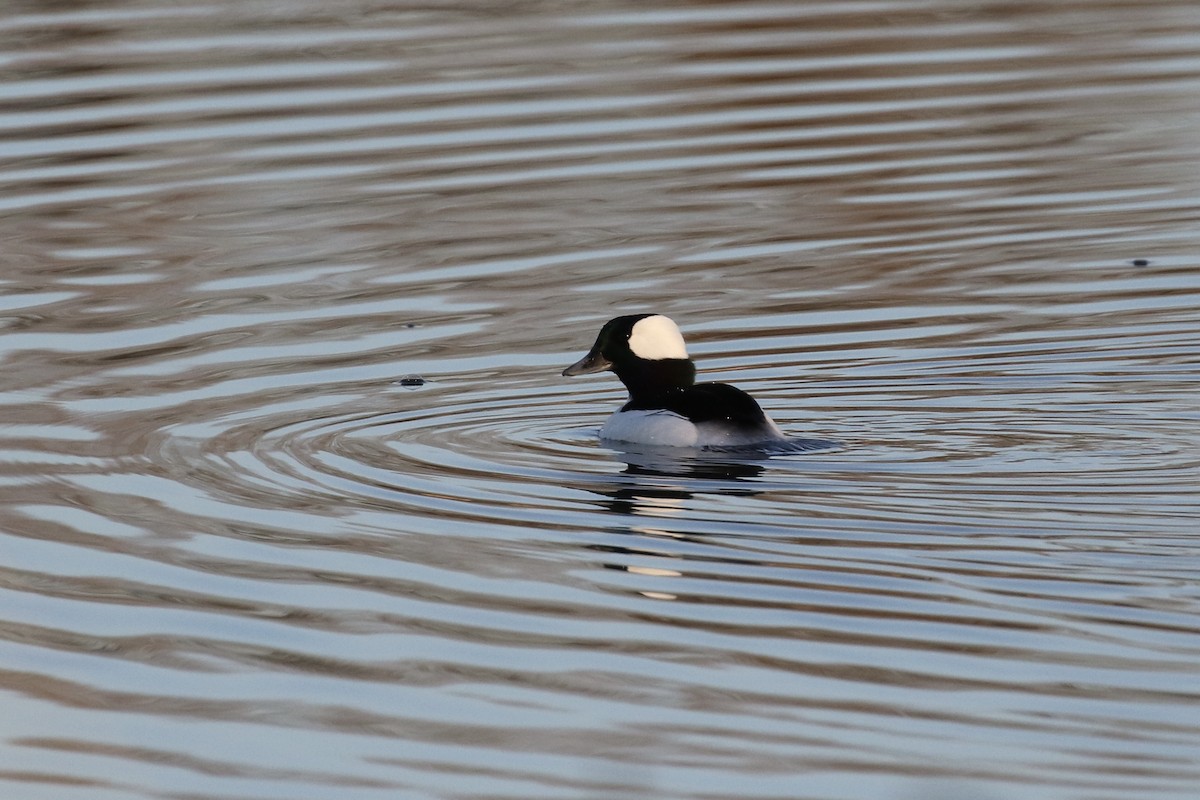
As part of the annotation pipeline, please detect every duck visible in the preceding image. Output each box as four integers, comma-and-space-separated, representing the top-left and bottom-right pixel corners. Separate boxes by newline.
562, 314, 787, 448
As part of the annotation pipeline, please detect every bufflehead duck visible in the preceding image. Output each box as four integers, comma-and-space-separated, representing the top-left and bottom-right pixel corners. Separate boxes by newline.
562, 314, 786, 448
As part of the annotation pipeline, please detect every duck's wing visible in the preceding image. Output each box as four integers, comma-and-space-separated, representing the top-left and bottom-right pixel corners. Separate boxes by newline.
670, 382, 769, 426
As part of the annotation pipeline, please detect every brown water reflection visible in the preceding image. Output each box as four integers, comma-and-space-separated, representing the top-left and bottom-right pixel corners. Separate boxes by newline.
2, 1, 1199, 799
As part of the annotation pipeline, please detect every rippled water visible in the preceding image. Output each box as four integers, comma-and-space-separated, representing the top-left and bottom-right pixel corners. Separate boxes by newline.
3, 2, 1200, 799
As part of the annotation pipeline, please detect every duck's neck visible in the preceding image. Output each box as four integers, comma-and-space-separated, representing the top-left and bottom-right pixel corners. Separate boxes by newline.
613, 358, 696, 408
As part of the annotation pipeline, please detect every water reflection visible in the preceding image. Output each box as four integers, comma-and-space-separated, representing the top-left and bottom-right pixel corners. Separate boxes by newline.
2, 1, 1200, 799
594, 451, 766, 518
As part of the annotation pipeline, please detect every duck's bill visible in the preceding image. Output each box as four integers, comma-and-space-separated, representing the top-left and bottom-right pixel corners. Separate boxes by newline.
562, 350, 612, 376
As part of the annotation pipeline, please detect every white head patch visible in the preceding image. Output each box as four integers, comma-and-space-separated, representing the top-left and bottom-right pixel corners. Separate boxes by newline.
628, 315, 688, 360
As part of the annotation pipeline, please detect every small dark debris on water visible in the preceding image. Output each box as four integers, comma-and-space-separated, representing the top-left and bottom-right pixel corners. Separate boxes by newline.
397, 375, 425, 387
1131, 258, 1150, 267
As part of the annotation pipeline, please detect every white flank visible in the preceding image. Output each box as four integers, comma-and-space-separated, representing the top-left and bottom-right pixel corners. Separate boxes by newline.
599, 409, 786, 447
627, 315, 688, 360
600, 409, 699, 446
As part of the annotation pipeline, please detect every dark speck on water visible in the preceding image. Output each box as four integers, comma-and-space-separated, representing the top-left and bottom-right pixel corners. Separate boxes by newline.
1132, 258, 1150, 266
398, 375, 425, 387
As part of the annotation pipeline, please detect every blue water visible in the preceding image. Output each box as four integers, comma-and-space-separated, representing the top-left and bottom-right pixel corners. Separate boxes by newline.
1, 2, 1199, 799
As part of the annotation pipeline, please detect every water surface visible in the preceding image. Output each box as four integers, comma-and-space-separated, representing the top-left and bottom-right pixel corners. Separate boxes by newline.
2, 2, 1199, 799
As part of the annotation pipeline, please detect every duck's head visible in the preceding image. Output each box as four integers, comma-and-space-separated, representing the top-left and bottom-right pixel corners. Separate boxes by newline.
563, 314, 695, 398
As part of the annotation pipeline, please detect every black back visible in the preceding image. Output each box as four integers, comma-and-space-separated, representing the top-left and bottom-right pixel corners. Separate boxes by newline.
624, 381, 769, 429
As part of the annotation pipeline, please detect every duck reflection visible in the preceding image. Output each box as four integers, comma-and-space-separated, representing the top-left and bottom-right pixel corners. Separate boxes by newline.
594, 438, 837, 516
620, 447, 768, 481
578, 439, 838, 600
596, 444, 766, 518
